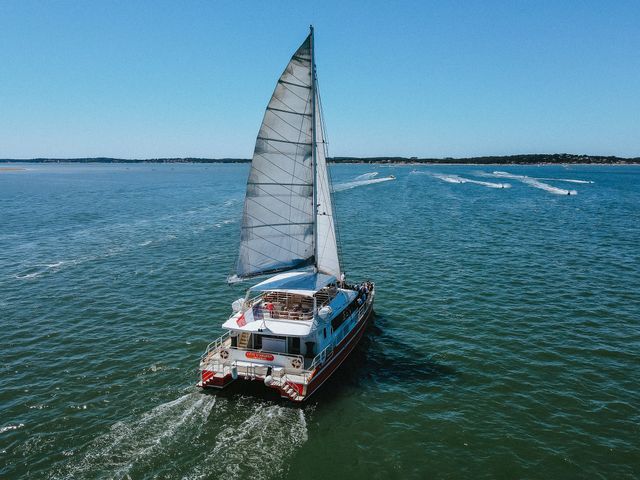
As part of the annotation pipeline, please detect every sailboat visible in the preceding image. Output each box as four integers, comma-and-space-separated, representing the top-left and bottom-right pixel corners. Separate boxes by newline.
198, 27, 375, 402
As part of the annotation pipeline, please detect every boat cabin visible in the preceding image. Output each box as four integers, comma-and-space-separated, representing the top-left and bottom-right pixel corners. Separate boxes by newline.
221, 271, 352, 361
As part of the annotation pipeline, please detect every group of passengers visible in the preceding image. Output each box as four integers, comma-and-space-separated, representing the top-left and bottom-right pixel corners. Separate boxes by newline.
261, 294, 309, 320
355, 281, 373, 305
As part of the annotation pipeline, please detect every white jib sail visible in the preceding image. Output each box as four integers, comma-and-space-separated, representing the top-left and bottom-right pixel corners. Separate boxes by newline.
235, 34, 315, 280
314, 89, 342, 279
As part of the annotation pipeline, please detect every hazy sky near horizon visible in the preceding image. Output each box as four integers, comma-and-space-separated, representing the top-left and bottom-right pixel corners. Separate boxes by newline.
1, 1, 639, 159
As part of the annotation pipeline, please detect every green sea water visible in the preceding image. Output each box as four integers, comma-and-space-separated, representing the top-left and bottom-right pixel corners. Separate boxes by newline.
1, 163, 639, 479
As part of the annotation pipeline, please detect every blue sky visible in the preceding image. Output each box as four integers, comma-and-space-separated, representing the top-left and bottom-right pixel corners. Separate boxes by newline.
1, 1, 639, 158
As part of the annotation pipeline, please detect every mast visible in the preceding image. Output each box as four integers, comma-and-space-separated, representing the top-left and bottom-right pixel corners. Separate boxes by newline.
310, 25, 318, 273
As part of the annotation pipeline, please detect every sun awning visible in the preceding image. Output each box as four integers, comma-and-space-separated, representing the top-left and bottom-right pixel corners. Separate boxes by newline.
249, 271, 336, 296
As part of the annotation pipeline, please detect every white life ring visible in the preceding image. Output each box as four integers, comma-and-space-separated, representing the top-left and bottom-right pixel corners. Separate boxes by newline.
291, 357, 302, 369
220, 350, 229, 360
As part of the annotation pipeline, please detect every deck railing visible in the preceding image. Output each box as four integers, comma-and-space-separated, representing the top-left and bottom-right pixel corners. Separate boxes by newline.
201, 331, 230, 361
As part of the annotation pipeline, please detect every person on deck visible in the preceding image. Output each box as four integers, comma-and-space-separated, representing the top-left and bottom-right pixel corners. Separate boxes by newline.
266, 301, 275, 318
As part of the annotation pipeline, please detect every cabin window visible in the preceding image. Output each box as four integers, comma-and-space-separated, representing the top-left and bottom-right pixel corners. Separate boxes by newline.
323, 328, 327, 339
262, 335, 286, 353
288, 337, 301, 355
331, 297, 357, 331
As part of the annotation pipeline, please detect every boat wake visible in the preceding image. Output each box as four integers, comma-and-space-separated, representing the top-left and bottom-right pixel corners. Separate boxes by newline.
52, 393, 308, 480
185, 400, 308, 480
53, 393, 216, 479
14, 262, 66, 280
354, 171, 379, 181
332, 176, 395, 192
414, 171, 510, 189
491, 171, 577, 195
535, 177, 594, 184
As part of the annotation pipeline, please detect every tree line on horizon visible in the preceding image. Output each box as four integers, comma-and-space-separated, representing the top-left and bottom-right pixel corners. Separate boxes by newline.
1, 154, 638, 164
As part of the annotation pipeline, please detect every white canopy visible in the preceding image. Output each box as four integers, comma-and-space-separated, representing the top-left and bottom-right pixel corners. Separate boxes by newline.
250, 271, 336, 296
222, 315, 313, 337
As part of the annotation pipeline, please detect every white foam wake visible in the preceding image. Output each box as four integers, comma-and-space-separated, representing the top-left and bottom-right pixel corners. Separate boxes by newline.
492, 171, 578, 195
535, 177, 594, 184
354, 172, 379, 181
491, 171, 577, 195
54, 393, 217, 479
14, 262, 66, 280
332, 176, 395, 192
53, 393, 309, 480
0, 423, 25, 434
429, 173, 511, 189
184, 402, 308, 480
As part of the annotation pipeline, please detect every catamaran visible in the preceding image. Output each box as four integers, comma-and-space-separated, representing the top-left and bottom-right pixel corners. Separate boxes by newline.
198, 27, 375, 402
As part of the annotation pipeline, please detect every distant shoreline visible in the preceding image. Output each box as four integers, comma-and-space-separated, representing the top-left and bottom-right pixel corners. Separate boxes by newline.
1, 154, 638, 165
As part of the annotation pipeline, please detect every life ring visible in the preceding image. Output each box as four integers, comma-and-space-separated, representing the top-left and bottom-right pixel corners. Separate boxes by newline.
291, 357, 302, 369
220, 350, 229, 360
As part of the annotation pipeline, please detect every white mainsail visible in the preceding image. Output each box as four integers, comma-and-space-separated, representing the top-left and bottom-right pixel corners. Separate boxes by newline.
232, 28, 341, 282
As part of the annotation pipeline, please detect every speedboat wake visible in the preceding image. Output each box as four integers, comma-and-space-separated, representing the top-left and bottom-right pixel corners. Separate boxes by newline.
354, 172, 379, 181
416, 171, 510, 189
332, 175, 395, 192
491, 171, 577, 195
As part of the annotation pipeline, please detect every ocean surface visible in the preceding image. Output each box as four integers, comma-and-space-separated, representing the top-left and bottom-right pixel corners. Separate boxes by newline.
1, 163, 639, 479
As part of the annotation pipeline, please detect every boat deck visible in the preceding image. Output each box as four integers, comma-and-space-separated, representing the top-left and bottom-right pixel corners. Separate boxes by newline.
201, 339, 312, 381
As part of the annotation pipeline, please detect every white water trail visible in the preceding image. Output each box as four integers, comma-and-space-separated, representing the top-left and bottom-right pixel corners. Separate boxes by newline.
423, 172, 511, 189
54, 393, 217, 479
354, 171, 379, 181
491, 171, 577, 195
184, 402, 309, 480
53, 393, 309, 480
14, 261, 66, 280
0, 423, 25, 434
535, 177, 594, 184
332, 176, 395, 192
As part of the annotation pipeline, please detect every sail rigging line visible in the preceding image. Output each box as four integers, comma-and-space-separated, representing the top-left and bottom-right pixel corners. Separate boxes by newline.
241, 212, 312, 253
282, 66, 311, 87
248, 182, 313, 186
254, 139, 310, 174
242, 213, 311, 251
243, 227, 311, 259
252, 152, 310, 186
249, 184, 311, 217
278, 79, 311, 89
245, 198, 310, 232
259, 119, 301, 142
246, 222, 313, 228
267, 85, 309, 122
277, 82, 312, 104
267, 109, 313, 138
257, 137, 309, 146
266, 107, 312, 117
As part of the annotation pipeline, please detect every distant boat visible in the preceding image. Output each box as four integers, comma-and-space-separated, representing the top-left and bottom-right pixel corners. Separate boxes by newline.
198, 27, 375, 402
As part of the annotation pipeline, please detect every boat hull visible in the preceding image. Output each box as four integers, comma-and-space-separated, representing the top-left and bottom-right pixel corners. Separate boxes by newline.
294, 296, 374, 401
